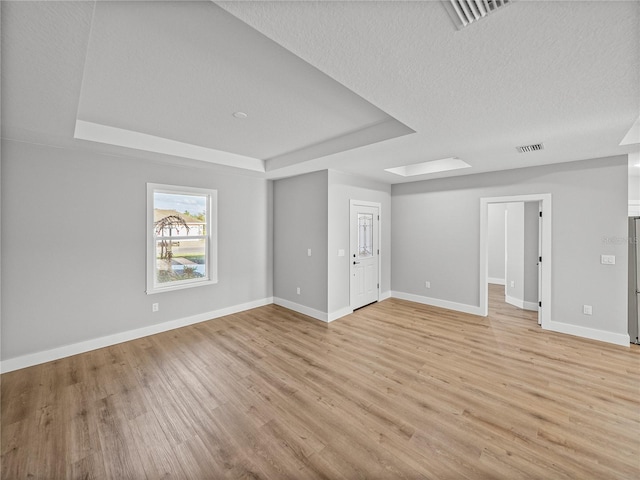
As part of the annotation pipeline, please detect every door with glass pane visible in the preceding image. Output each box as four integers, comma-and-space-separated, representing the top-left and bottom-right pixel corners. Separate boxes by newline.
350, 202, 380, 310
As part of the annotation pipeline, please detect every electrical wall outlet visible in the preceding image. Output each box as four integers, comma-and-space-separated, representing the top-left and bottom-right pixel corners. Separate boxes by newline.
510, 280, 515, 288
601, 255, 615, 265
583, 305, 593, 315
425, 281, 431, 288
296, 287, 301, 295
152, 303, 159, 312
308, 248, 312, 257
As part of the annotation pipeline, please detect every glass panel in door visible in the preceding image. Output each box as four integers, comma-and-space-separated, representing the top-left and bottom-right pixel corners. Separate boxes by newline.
358, 213, 373, 258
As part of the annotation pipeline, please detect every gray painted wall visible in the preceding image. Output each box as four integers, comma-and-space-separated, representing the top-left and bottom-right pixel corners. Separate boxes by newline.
506, 203, 525, 302
327, 170, 391, 314
273, 170, 328, 312
391, 156, 628, 336
1, 139, 273, 360
0, 17, 2, 363
487, 203, 506, 283
2, 144, 630, 362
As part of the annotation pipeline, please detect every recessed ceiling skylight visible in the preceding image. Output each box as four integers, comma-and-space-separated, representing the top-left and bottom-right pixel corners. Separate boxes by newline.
620, 116, 640, 146
385, 157, 471, 177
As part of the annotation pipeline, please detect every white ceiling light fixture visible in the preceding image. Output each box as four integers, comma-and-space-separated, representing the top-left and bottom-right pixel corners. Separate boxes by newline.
445, 0, 514, 29
385, 157, 471, 177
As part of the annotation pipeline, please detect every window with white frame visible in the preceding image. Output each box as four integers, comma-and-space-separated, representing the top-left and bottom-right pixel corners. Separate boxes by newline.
147, 183, 217, 294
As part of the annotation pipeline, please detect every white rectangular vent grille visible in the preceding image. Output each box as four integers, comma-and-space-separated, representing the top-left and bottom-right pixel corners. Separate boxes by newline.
516, 143, 544, 154
447, 0, 513, 29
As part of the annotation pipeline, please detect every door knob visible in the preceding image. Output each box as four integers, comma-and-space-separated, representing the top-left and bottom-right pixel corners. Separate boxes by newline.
353, 261, 360, 265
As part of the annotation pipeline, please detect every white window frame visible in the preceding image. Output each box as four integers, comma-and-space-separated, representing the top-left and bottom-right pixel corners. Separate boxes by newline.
146, 183, 218, 294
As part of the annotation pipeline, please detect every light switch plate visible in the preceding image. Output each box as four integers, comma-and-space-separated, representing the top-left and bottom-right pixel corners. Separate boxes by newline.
338, 249, 345, 257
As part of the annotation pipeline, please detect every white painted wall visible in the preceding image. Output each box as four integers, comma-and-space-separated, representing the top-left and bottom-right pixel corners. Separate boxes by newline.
629, 173, 640, 216
391, 156, 629, 344
1, 139, 273, 363
487, 203, 506, 284
327, 170, 391, 316
506, 203, 525, 304
273, 171, 328, 315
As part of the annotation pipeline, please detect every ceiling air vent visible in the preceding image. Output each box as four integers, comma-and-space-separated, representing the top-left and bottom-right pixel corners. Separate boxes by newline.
445, 0, 513, 29
516, 143, 544, 154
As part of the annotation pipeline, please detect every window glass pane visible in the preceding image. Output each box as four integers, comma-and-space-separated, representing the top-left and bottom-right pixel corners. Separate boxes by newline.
155, 238, 207, 284
358, 213, 373, 258
148, 183, 217, 294
154, 192, 207, 236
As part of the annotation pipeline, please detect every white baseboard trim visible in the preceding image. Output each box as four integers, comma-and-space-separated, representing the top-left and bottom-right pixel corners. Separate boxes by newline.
505, 295, 537, 311
505, 295, 521, 309
0, 297, 274, 374
380, 291, 392, 301
487, 277, 506, 286
273, 297, 328, 322
506, 295, 539, 312
391, 291, 483, 316
328, 306, 353, 322
3, 295, 630, 373
546, 320, 630, 347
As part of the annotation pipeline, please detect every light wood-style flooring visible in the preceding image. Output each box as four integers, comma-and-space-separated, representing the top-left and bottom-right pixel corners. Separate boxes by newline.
2, 285, 639, 479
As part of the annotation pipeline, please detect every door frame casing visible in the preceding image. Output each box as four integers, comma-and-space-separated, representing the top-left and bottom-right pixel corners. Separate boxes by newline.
350, 199, 382, 310
480, 194, 552, 329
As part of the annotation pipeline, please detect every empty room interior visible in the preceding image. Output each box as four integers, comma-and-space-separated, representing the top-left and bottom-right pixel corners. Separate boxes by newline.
1, 1, 640, 479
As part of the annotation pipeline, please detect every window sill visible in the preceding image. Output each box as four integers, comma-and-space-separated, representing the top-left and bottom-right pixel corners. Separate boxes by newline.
146, 278, 218, 295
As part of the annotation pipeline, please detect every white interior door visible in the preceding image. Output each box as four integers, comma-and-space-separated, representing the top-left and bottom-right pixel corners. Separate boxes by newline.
504, 208, 508, 298
635, 219, 640, 337
350, 203, 379, 310
537, 204, 543, 325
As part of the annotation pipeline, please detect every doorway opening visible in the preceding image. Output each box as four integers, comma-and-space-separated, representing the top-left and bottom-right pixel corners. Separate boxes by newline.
350, 200, 381, 311
487, 201, 541, 325
480, 194, 552, 330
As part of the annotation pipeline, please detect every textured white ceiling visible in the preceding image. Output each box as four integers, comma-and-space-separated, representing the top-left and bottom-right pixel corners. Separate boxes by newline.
219, 0, 640, 182
2, 0, 639, 184
76, 1, 411, 163
1, 1, 94, 145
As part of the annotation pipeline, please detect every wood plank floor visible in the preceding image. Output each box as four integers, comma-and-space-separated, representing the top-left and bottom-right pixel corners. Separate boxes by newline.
2, 285, 639, 479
